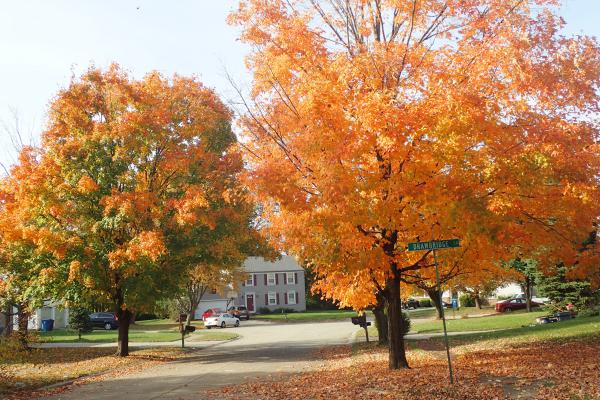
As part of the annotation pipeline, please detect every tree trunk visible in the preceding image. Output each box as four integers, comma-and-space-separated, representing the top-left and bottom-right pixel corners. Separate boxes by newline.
116, 309, 132, 357
1, 305, 13, 337
525, 277, 532, 312
427, 288, 443, 319
373, 293, 388, 346
16, 305, 30, 349
385, 269, 409, 369
474, 293, 482, 309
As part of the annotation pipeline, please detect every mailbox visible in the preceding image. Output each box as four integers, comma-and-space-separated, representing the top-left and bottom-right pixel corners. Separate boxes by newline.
351, 315, 369, 328
178, 314, 187, 323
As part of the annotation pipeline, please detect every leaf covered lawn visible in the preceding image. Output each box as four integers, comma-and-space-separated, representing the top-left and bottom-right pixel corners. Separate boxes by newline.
0, 346, 186, 398
206, 337, 600, 399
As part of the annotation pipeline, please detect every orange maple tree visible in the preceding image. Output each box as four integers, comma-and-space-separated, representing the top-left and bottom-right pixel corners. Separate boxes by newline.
1, 65, 256, 356
230, 0, 599, 369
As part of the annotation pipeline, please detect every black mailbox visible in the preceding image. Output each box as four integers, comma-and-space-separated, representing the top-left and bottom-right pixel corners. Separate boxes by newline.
185, 325, 196, 333
351, 315, 368, 327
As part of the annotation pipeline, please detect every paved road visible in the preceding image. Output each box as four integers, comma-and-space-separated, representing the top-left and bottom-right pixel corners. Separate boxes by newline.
41, 320, 361, 400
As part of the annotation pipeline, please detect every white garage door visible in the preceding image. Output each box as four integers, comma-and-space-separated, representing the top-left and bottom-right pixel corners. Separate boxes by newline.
194, 300, 229, 319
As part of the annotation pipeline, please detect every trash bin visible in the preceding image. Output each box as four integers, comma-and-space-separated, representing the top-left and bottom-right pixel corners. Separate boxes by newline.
40, 319, 54, 332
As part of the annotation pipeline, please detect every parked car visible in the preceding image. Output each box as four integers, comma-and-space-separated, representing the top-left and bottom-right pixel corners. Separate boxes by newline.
204, 313, 240, 329
515, 293, 549, 304
202, 308, 223, 321
228, 306, 250, 320
402, 299, 420, 309
89, 312, 118, 330
495, 297, 542, 312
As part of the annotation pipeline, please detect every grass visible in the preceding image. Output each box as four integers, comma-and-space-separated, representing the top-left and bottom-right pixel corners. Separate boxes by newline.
39, 329, 185, 343
444, 314, 600, 346
405, 306, 497, 320
411, 310, 547, 333
130, 320, 204, 331
39, 318, 210, 342
362, 310, 549, 337
254, 309, 359, 322
190, 330, 239, 341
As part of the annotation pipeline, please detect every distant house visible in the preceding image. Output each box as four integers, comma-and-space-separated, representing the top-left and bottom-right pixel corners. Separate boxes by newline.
0, 301, 69, 333
194, 256, 306, 318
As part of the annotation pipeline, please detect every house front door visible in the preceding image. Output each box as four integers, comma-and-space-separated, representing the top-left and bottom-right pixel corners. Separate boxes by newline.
246, 294, 254, 312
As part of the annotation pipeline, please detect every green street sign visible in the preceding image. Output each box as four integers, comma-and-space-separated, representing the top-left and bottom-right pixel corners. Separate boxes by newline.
408, 239, 460, 251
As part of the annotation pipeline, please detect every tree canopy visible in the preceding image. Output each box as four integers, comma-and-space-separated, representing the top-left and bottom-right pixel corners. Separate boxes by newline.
230, 0, 600, 369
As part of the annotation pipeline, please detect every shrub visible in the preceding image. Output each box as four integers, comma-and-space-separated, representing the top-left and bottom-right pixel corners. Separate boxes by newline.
400, 312, 411, 336
272, 308, 296, 314
135, 313, 158, 321
419, 299, 432, 308
497, 295, 513, 301
459, 294, 475, 307
68, 308, 93, 340
578, 307, 600, 318
258, 307, 271, 314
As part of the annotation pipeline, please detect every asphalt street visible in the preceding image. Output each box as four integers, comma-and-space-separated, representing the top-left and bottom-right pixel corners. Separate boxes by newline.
41, 320, 361, 400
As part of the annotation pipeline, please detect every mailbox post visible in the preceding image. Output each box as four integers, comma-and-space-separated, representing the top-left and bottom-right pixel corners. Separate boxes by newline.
178, 314, 196, 349
351, 314, 371, 343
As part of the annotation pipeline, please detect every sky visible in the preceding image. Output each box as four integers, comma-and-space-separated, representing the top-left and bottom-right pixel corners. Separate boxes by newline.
0, 0, 598, 170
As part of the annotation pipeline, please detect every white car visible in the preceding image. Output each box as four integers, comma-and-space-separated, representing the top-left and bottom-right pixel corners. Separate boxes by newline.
204, 313, 240, 329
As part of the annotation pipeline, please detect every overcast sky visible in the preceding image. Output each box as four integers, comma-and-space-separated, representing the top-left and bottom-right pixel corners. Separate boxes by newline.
0, 0, 598, 170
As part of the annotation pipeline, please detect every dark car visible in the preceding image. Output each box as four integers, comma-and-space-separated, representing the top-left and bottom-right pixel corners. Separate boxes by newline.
89, 312, 118, 330
495, 298, 542, 312
402, 299, 420, 310
228, 306, 250, 320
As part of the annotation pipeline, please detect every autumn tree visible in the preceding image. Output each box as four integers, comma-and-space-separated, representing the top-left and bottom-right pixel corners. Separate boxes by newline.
230, 0, 600, 369
5, 65, 252, 356
0, 172, 53, 345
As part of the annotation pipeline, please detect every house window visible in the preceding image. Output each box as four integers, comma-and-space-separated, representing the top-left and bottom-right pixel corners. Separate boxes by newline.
267, 273, 276, 286
246, 274, 253, 286
287, 292, 297, 305
286, 272, 295, 285
268, 292, 277, 305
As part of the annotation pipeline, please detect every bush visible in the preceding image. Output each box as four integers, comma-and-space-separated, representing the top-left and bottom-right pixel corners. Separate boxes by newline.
400, 312, 411, 336
258, 307, 271, 314
459, 294, 475, 307
68, 308, 93, 340
419, 299, 432, 308
135, 313, 159, 321
497, 295, 513, 301
272, 308, 296, 314
578, 307, 600, 318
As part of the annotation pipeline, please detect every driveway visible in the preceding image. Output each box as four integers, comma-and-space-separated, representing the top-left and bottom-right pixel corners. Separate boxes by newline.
41, 320, 360, 400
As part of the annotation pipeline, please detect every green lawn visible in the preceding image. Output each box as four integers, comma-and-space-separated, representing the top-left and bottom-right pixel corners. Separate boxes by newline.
411, 310, 547, 333
131, 319, 204, 331
190, 330, 239, 341
447, 315, 600, 345
362, 310, 548, 337
404, 306, 496, 320
254, 310, 358, 322
39, 329, 185, 343
40, 319, 234, 343
403, 315, 600, 352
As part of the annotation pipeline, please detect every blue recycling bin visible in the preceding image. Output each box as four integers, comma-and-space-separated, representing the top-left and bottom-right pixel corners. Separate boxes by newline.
40, 319, 54, 332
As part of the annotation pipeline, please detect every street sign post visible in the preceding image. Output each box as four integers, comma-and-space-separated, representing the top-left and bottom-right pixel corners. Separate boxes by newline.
408, 238, 460, 384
